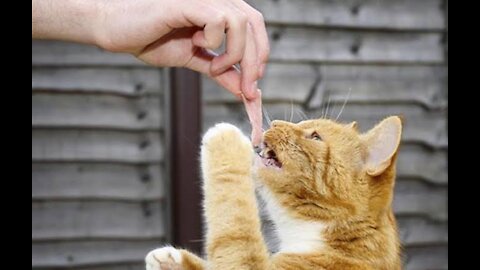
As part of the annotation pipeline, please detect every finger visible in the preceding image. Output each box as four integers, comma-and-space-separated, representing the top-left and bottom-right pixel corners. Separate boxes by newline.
186, 49, 243, 99
214, 67, 243, 99
181, 3, 226, 50
209, 9, 248, 76
249, 10, 270, 77
240, 23, 260, 100
234, 1, 270, 77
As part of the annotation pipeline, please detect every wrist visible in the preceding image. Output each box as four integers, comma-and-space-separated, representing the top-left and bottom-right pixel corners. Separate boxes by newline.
89, 0, 128, 52
88, 0, 111, 50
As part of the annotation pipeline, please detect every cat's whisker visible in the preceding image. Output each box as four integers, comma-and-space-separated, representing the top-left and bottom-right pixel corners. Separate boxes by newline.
325, 94, 332, 120
296, 108, 308, 121
335, 87, 352, 121
263, 106, 272, 126
320, 98, 326, 119
289, 101, 294, 122
295, 110, 303, 121
263, 122, 269, 131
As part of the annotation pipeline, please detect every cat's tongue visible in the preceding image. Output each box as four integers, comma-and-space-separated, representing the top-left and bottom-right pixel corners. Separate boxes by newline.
242, 89, 263, 147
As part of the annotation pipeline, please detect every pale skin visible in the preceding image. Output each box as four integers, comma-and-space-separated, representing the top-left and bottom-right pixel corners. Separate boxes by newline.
32, 0, 270, 101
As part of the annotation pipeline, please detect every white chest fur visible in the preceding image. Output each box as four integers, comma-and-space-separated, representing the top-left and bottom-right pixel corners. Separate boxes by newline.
258, 187, 327, 253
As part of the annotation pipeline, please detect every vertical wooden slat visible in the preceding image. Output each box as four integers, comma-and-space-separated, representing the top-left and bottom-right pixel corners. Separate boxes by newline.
169, 68, 203, 254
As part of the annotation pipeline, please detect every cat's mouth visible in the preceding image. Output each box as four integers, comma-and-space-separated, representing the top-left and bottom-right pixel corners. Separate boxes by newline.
255, 144, 282, 169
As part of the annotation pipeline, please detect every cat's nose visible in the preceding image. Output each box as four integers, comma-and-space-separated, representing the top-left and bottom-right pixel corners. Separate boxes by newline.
271, 120, 290, 128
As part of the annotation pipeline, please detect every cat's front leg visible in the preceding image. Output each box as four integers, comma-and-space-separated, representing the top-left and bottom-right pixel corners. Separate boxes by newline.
201, 123, 270, 270
145, 246, 205, 270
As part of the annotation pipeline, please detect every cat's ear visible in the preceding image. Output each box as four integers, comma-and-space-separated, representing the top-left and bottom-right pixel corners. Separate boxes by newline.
361, 116, 402, 176
347, 121, 358, 131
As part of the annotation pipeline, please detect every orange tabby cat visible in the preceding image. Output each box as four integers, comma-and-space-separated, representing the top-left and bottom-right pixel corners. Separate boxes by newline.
145, 116, 402, 270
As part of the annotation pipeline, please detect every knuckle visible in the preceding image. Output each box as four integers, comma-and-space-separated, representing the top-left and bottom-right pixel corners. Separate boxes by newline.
261, 46, 270, 61
253, 10, 264, 22
213, 12, 227, 25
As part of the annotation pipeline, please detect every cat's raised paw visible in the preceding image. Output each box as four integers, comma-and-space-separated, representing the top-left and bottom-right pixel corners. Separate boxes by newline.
202, 123, 250, 146
202, 123, 251, 152
145, 246, 182, 270
201, 123, 253, 172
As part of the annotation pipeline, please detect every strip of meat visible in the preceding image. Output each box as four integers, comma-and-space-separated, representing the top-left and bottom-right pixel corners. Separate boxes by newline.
242, 89, 263, 147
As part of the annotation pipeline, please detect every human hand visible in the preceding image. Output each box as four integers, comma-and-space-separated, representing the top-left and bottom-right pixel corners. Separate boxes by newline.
33, 0, 266, 141
95, 0, 269, 100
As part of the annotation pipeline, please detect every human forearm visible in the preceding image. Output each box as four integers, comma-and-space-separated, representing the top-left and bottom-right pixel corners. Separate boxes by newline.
32, 0, 102, 45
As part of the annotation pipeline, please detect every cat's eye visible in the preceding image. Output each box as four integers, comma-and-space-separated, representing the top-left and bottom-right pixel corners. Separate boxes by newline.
311, 131, 322, 141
